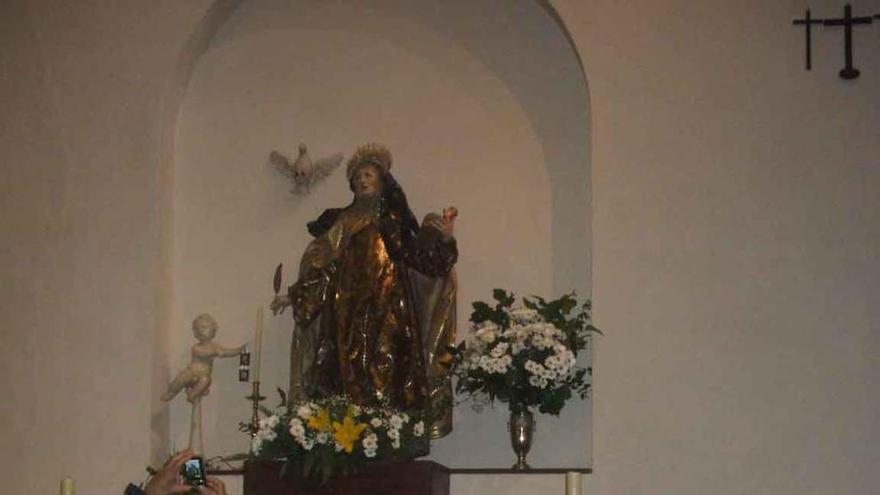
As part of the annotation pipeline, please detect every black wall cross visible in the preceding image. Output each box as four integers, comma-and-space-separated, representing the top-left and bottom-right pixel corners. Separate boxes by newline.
824, 4, 874, 79
793, 9, 824, 70
792, 4, 878, 80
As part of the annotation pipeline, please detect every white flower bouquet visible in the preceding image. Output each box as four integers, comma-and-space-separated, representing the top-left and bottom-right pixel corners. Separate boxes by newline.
450, 290, 600, 415
250, 395, 429, 482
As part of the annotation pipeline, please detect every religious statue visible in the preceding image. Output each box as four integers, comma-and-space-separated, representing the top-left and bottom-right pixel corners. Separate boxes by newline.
270, 143, 459, 438
162, 313, 246, 453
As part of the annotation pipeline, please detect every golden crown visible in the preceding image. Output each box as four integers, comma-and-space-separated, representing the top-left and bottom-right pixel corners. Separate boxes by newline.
346, 143, 393, 180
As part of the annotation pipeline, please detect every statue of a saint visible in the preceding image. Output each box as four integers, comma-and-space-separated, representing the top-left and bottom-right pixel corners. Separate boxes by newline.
270, 143, 458, 438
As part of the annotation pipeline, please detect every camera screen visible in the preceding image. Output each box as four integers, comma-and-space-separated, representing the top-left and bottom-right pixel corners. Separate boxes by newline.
181, 457, 206, 486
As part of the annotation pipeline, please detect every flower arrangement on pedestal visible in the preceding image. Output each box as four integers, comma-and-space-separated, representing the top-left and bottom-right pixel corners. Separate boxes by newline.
449, 289, 600, 468
250, 395, 429, 482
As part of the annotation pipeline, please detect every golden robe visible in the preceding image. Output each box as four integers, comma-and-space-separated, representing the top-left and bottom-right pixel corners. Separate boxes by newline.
287, 199, 457, 436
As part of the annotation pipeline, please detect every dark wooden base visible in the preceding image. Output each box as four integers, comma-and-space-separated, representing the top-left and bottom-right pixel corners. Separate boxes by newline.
244, 459, 450, 495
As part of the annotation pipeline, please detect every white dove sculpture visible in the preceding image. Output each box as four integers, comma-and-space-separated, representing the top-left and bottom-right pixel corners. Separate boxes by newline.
270, 144, 344, 195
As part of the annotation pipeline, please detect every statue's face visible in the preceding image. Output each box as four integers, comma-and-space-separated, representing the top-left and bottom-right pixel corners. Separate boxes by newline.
194, 318, 216, 341
351, 164, 383, 199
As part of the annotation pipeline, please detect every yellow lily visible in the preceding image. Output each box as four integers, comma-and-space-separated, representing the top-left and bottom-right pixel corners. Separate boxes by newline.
307, 407, 331, 432
332, 415, 368, 453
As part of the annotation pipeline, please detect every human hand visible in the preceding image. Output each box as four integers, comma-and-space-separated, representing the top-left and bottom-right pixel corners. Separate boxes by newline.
144, 449, 194, 495
195, 477, 227, 495
270, 295, 291, 315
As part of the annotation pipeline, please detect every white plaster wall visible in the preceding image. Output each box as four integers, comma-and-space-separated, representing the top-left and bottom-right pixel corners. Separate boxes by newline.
0, 0, 218, 493
169, 0, 591, 470
560, 0, 880, 493
2, 0, 880, 494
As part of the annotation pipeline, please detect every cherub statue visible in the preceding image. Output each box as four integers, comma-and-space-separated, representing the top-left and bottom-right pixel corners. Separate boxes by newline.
162, 313, 245, 404
162, 313, 245, 455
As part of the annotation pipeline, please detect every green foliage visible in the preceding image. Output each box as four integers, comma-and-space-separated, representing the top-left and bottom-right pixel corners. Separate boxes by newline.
249, 395, 430, 484
454, 290, 602, 416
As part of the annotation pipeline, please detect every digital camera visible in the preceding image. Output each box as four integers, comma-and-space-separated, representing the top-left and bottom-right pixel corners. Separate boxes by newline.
180, 456, 207, 487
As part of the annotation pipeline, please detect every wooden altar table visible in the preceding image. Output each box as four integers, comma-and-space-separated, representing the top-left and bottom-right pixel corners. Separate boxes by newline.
243, 459, 450, 495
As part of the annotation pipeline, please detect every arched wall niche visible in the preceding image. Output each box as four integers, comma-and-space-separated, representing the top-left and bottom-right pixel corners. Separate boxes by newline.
161, 0, 593, 468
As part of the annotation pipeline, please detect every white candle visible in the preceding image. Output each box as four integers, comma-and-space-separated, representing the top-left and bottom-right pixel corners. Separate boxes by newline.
254, 306, 264, 382
60, 477, 75, 495
565, 472, 581, 495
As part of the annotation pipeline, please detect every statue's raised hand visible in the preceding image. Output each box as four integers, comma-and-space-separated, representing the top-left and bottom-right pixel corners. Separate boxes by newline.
422, 206, 457, 241
270, 294, 291, 315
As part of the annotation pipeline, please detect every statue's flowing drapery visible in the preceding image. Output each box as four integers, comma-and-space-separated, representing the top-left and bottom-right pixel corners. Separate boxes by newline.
286, 183, 457, 437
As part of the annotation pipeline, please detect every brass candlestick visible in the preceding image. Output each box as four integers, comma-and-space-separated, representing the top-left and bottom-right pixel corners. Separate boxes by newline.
247, 381, 266, 439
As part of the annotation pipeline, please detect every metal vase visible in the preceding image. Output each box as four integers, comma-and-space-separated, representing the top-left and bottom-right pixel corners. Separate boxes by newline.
508, 407, 536, 470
